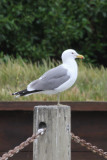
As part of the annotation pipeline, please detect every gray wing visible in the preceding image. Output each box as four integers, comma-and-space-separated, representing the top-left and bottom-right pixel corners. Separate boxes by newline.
27, 65, 70, 91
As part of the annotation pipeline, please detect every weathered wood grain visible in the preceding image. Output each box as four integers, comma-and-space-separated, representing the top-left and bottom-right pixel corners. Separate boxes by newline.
33, 105, 71, 160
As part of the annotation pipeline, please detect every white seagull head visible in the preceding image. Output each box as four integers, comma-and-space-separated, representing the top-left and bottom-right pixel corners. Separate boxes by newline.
61, 49, 84, 63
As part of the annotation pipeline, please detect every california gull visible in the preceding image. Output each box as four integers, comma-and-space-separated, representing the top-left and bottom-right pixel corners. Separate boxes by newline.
12, 49, 84, 104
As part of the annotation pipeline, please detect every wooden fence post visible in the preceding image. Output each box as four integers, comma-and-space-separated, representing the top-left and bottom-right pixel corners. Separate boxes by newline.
33, 105, 71, 160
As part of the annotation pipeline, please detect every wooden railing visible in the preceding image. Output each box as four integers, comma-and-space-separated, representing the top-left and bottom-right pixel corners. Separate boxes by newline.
0, 101, 107, 160
0, 101, 107, 111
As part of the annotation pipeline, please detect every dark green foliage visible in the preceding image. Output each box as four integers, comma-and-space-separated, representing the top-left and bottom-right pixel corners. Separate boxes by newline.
0, 0, 107, 65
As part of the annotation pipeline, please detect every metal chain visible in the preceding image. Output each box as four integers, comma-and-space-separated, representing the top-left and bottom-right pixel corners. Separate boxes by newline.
0, 129, 107, 160
0, 128, 46, 160
71, 132, 107, 159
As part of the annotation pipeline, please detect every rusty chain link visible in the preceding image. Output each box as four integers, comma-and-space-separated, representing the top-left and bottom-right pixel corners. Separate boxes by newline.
71, 132, 107, 159
0, 128, 46, 160
0, 130, 107, 160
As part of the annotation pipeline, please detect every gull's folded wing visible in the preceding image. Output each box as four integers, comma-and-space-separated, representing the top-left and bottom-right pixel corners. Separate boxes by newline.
27, 65, 70, 91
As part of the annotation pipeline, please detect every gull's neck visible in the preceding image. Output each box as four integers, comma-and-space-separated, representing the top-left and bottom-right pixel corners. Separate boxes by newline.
62, 58, 78, 75
63, 58, 77, 66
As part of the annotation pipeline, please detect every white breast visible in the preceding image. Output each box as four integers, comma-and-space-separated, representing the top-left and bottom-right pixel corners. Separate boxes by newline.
55, 59, 78, 93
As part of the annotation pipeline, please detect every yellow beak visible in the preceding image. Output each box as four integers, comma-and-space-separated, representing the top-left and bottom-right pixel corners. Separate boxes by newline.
76, 54, 84, 59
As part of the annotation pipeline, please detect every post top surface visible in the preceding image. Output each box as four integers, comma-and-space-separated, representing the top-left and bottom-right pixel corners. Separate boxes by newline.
34, 105, 70, 110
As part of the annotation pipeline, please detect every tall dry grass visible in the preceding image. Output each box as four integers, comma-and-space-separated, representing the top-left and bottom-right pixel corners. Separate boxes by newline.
0, 58, 107, 101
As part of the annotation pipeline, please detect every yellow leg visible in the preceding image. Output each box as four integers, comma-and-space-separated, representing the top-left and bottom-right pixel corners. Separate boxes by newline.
57, 93, 60, 105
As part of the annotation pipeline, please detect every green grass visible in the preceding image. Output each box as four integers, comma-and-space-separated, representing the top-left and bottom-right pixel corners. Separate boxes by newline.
0, 57, 107, 101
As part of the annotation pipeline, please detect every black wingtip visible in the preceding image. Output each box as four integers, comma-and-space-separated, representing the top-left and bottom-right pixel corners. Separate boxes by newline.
12, 92, 19, 95
12, 89, 27, 96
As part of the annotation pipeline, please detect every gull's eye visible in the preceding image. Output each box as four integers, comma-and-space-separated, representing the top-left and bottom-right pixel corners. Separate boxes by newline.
72, 52, 74, 54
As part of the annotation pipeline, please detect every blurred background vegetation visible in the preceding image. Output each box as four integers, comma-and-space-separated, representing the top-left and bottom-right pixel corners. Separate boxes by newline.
0, 0, 107, 66
0, 0, 107, 101
0, 58, 107, 101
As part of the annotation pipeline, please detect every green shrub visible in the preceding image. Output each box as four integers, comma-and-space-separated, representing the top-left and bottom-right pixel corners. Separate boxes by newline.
0, 0, 107, 65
